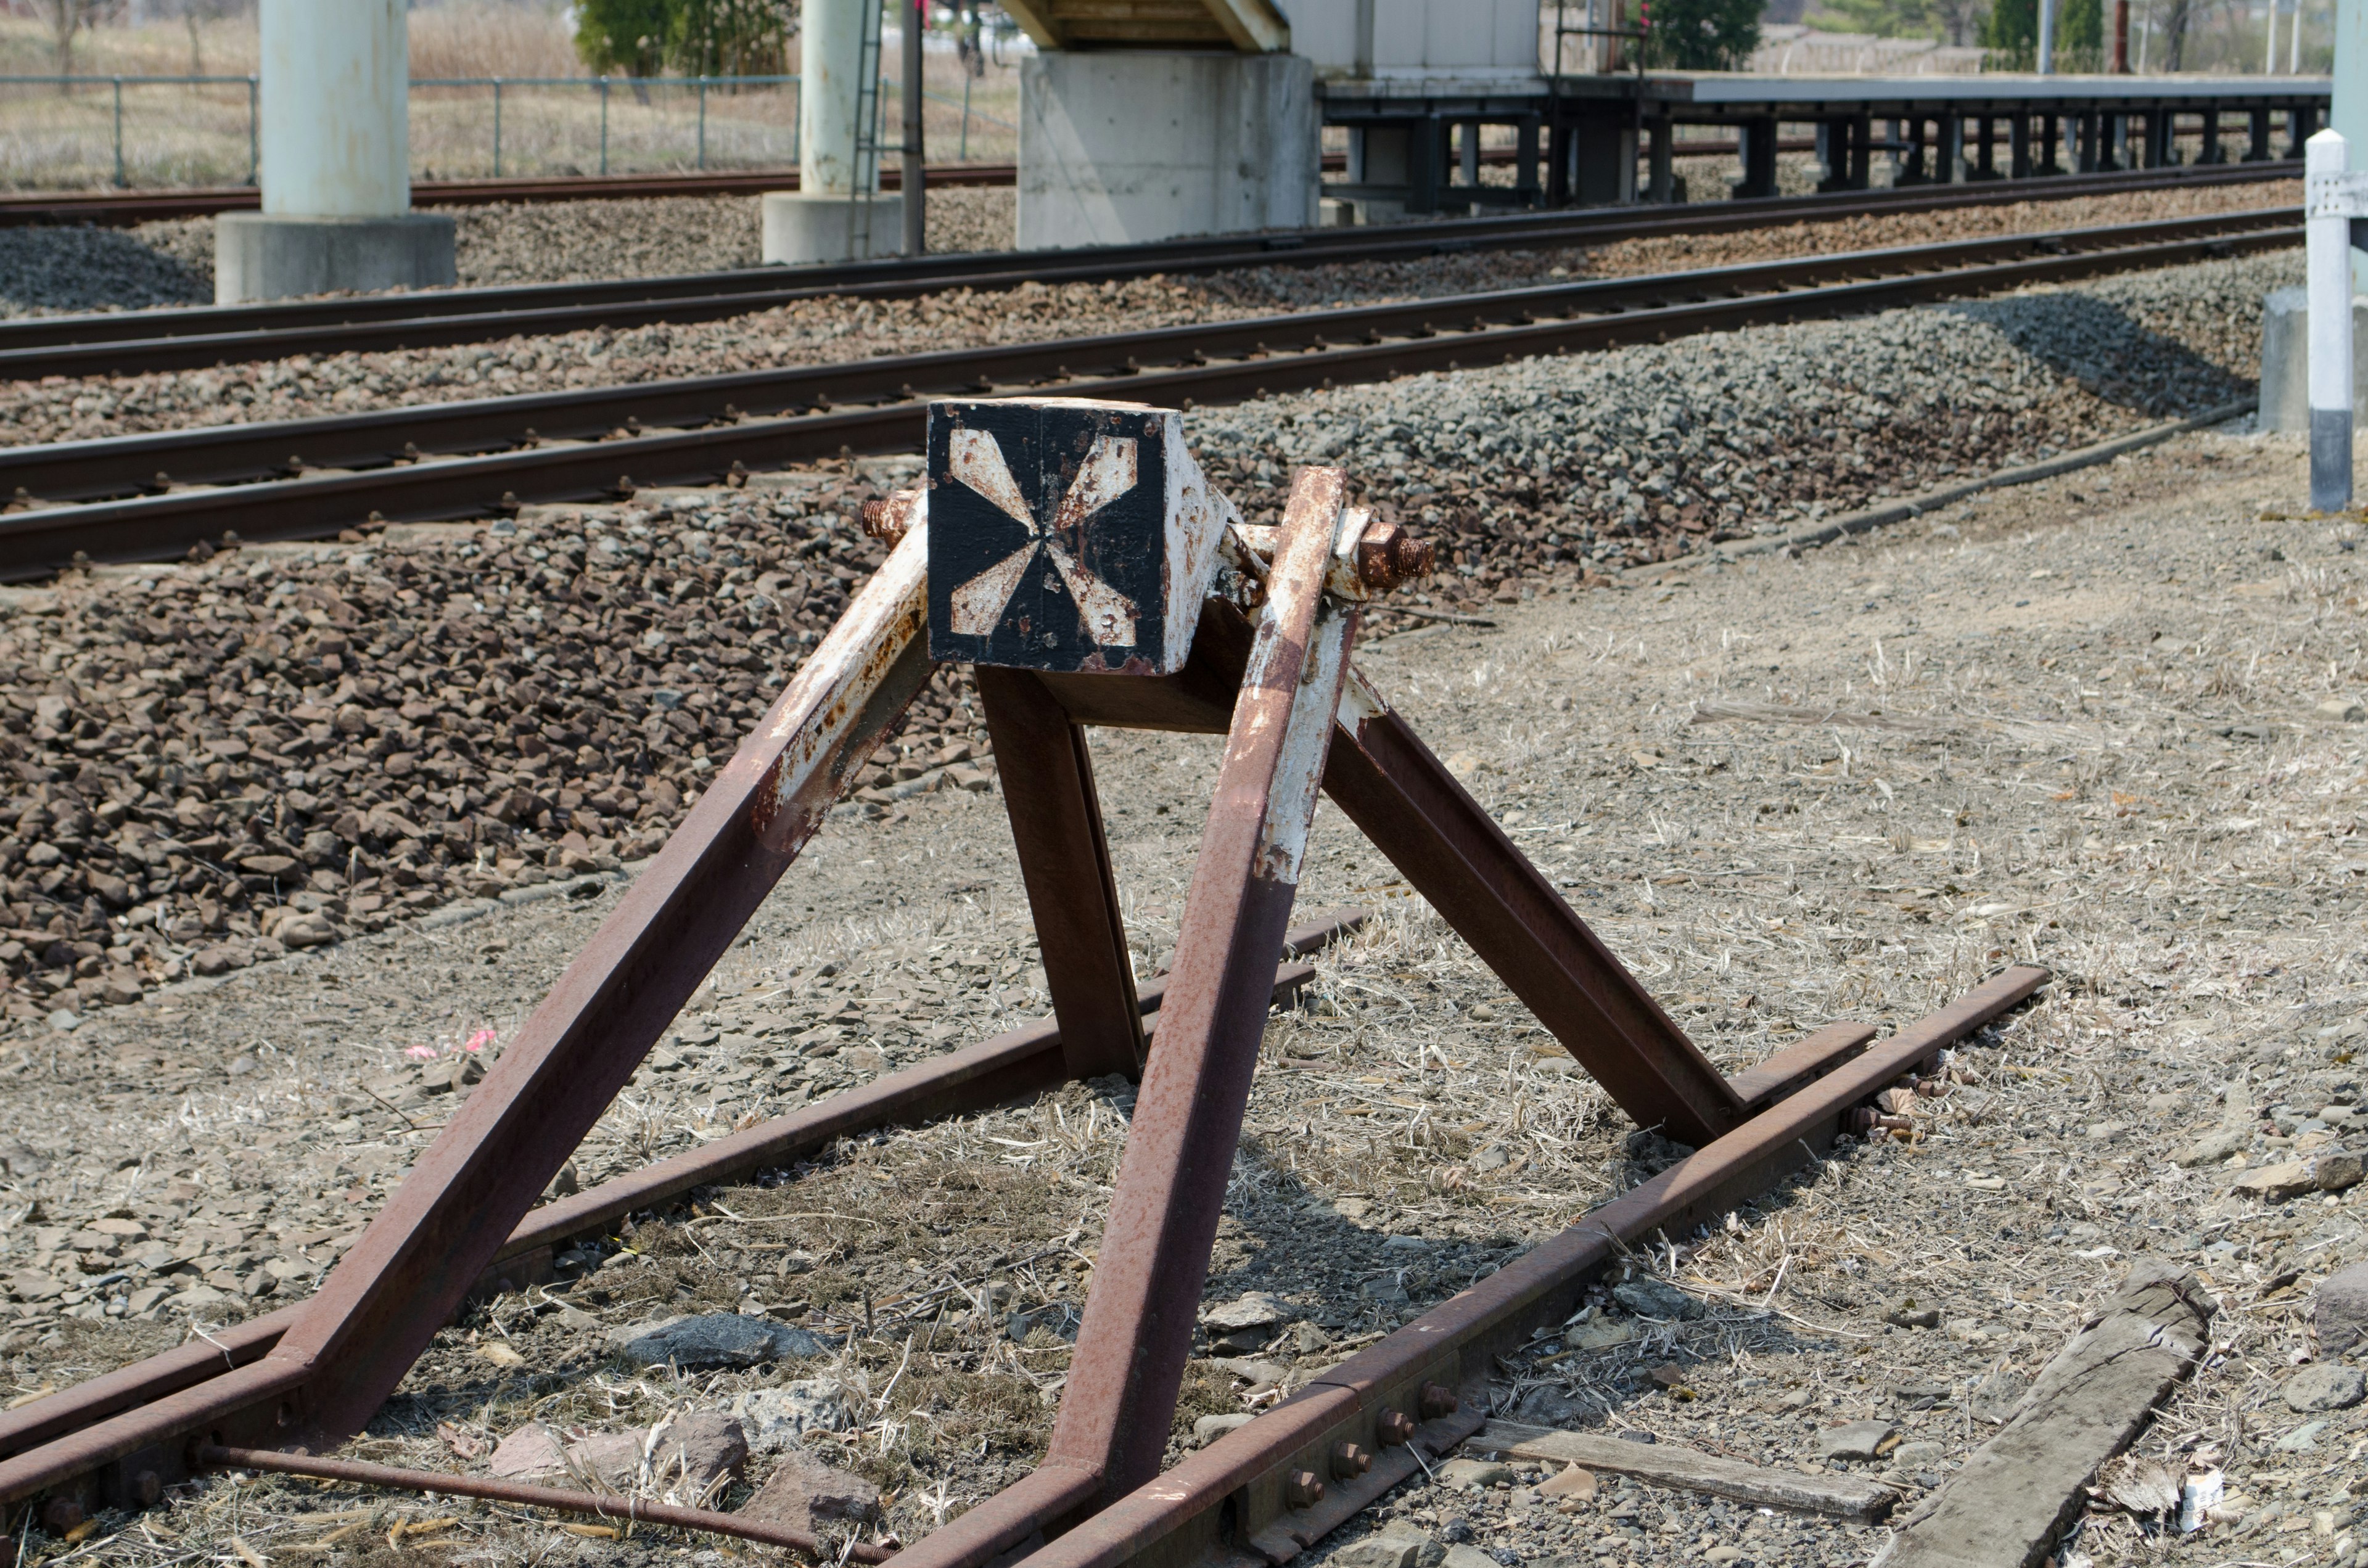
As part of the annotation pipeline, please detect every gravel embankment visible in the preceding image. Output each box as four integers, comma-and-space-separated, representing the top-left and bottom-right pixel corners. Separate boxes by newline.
1192, 250, 2295, 583
0, 419, 2359, 1568
0, 252, 2302, 1028
0, 461, 976, 1027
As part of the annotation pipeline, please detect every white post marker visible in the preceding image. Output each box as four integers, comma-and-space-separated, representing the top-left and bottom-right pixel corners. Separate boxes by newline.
2307, 128, 2368, 511
2037, 0, 2057, 72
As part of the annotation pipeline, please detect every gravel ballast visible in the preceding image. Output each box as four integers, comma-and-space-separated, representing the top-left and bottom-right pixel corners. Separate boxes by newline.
0, 252, 2304, 1028
0, 179, 2293, 441
0, 418, 2361, 1568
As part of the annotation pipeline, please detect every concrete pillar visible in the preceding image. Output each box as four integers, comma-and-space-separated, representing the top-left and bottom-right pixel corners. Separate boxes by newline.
2341, 0, 2368, 286
1730, 114, 1779, 199
762, 0, 903, 265
1014, 52, 1317, 248
1563, 110, 1637, 207
2259, 286, 2367, 432
1348, 123, 1412, 224
213, 0, 454, 304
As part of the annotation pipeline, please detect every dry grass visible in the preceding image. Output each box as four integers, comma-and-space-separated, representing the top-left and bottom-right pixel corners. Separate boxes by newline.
409, 5, 583, 84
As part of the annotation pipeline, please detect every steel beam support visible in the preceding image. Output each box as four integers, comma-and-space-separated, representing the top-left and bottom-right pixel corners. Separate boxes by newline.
888, 469, 1361, 1568
272, 523, 934, 1450
978, 666, 1148, 1081
1318, 682, 1743, 1146
1003, 968, 2050, 1568
0, 927, 1359, 1503
1050, 469, 1357, 1498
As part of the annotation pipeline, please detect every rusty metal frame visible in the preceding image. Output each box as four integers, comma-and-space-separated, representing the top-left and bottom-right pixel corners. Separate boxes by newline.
1, 419, 2050, 1568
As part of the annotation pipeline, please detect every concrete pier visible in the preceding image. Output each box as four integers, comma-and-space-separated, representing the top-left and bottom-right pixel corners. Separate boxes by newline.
215, 0, 453, 303
762, 0, 902, 264
1016, 51, 1317, 249
2259, 285, 2367, 432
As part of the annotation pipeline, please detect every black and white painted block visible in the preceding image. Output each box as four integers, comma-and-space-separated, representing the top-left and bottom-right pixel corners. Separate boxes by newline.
924, 398, 1234, 675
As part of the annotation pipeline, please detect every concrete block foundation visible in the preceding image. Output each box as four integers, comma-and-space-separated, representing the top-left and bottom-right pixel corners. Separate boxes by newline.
2260, 285, 2367, 432
760, 192, 907, 265
214, 211, 456, 304
1018, 51, 1318, 250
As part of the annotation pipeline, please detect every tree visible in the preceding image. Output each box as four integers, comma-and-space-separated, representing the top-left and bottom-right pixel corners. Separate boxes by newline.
575, 0, 673, 76
667, 0, 796, 76
2159, 0, 2192, 68
575, 0, 796, 79
41, 0, 121, 78
1810, 0, 1935, 37
1642, 0, 1761, 68
1981, 0, 2101, 66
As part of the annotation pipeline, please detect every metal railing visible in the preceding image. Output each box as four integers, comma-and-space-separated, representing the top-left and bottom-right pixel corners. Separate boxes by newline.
0, 72, 1015, 192
0, 73, 258, 187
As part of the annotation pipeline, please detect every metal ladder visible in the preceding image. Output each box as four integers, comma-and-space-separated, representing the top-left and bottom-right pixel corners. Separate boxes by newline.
849, 0, 888, 258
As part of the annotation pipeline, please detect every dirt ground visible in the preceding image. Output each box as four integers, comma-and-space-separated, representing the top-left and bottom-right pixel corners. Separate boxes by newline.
3, 419, 2364, 1568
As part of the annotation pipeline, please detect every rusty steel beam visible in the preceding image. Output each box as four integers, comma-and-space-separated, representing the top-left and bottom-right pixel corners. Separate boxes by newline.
266, 519, 938, 1451
1317, 673, 1746, 1147
196, 1444, 895, 1561
0, 922, 1360, 1505
889, 469, 1361, 1568
1028, 605, 1745, 1147
1005, 966, 2051, 1568
977, 666, 1148, 1082
0, 521, 940, 1506
490, 917, 1357, 1268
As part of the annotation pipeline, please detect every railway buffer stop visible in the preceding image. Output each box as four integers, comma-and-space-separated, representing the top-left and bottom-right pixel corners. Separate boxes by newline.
214, 0, 456, 305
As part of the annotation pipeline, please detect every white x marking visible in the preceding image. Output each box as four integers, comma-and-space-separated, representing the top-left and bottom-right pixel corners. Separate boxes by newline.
947, 428, 1140, 648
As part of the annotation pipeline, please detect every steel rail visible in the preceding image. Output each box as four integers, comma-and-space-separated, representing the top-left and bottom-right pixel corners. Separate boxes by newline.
0, 215, 2300, 580
0, 148, 1523, 228
1007, 966, 2052, 1568
178, 966, 2047, 1568
0, 162, 1018, 229
0, 160, 2292, 372
194, 1443, 897, 1560
0, 924, 1354, 1475
0, 206, 2300, 510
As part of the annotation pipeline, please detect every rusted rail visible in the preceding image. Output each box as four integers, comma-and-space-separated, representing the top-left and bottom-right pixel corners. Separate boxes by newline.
0, 929, 1350, 1473
195, 1445, 897, 1561
0, 162, 1015, 229
1009, 967, 2050, 1568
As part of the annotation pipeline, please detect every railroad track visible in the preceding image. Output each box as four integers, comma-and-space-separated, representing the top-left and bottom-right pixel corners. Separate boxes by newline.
0, 159, 2295, 378
0, 160, 1021, 228
0, 205, 2296, 578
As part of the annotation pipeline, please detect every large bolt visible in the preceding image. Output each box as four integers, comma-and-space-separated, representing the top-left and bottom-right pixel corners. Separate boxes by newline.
40, 1496, 84, 1535
1354, 520, 1436, 591
861, 488, 924, 548
132, 1469, 162, 1507
1285, 1470, 1325, 1509
1376, 1408, 1416, 1447
1418, 1382, 1458, 1421
1331, 1442, 1372, 1479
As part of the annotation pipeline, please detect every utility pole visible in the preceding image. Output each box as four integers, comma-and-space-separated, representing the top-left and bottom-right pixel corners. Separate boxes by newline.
903, 0, 926, 257
2340, 0, 2366, 287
